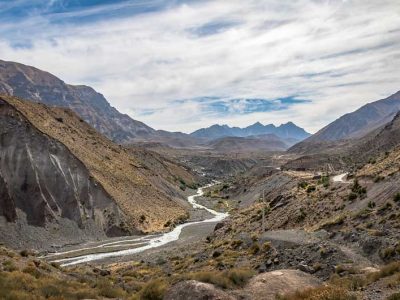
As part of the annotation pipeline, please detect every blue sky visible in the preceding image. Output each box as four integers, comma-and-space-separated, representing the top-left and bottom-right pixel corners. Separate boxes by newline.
0, 0, 399, 132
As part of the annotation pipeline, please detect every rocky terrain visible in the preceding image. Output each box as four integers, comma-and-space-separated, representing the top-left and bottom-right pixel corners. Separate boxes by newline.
0, 95, 198, 251
0, 60, 399, 299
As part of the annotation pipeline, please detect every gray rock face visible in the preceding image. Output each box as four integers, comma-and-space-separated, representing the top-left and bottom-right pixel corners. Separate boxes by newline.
164, 280, 235, 300
0, 99, 127, 250
0, 59, 155, 143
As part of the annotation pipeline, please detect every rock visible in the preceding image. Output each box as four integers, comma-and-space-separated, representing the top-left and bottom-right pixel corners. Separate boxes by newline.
235, 269, 321, 300
258, 264, 267, 273
298, 263, 315, 274
164, 280, 235, 300
212, 250, 222, 258
266, 259, 273, 266
273, 258, 279, 264
94, 268, 110, 276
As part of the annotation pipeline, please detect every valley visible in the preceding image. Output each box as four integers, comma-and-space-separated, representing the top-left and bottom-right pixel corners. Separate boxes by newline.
0, 61, 399, 300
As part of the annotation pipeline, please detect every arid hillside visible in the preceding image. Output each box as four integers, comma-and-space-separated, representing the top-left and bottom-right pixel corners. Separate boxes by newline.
0, 95, 197, 250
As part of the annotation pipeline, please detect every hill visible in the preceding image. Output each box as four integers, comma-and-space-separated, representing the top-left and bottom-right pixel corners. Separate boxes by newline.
0, 95, 196, 250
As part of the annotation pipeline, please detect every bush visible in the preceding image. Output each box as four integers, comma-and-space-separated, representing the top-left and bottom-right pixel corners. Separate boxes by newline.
140, 279, 168, 300
348, 193, 358, 201
306, 185, 316, 193
249, 243, 260, 255
298, 181, 308, 189
96, 279, 126, 298
2, 260, 17, 272
394, 193, 400, 202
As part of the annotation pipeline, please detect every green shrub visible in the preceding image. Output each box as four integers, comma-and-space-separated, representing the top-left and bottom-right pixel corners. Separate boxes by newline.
306, 185, 316, 193
298, 181, 308, 189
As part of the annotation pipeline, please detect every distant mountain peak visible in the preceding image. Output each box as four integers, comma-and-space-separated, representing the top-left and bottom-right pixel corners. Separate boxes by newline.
191, 121, 310, 141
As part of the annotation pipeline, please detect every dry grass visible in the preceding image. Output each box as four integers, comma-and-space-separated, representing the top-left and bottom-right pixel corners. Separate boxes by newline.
277, 286, 357, 300
188, 268, 254, 289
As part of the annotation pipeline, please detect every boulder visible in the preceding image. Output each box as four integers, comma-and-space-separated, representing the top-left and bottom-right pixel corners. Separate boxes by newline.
164, 280, 235, 300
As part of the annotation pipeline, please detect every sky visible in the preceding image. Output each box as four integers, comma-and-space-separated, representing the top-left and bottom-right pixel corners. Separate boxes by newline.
0, 0, 399, 133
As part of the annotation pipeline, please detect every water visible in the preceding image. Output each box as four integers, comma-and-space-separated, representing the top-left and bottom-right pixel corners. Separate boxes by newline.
48, 183, 228, 266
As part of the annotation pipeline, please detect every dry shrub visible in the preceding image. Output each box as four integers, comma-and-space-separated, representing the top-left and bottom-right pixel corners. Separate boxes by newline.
278, 285, 356, 300
189, 268, 254, 289
139, 278, 168, 300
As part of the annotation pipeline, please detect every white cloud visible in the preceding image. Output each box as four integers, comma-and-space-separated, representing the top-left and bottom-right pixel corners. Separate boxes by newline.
0, 0, 399, 133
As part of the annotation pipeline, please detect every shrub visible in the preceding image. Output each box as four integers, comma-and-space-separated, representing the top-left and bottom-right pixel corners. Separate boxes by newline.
225, 268, 254, 288
318, 176, 330, 188
19, 250, 30, 257
249, 243, 260, 255
22, 266, 42, 278
306, 185, 316, 193
140, 279, 168, 300
394, 193, 400, 202
2, 260, 17, 272
348, 193, 358, 201
380, 247, 396, 259
368, 261, 400, 282
262, 241, 271, 252
96, 279, 126, 298
298, 181, 308, 189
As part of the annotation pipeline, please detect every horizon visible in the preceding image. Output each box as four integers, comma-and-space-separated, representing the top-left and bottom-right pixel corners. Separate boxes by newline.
0, 0, 399, 133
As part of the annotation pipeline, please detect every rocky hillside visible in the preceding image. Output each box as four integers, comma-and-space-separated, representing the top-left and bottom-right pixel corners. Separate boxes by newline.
284, 111, 400, 172
0, 95, 196, 250
191, 121, 310, 140
290, 90, 400, 153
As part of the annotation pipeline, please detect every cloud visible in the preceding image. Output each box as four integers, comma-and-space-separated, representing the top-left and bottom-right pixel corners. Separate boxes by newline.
0, 0, 399, 133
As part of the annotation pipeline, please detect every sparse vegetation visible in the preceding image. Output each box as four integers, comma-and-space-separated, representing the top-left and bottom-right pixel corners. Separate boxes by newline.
189, 268, 254, 289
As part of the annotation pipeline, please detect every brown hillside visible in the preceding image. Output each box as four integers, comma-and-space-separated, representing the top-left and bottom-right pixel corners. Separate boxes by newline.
1, 95, 193, 233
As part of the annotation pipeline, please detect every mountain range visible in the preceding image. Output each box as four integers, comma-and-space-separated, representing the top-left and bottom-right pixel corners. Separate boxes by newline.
191, 121, 310, 141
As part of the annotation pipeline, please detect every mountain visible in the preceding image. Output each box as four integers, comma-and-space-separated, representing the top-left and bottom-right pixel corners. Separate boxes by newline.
0, 59, 203, 148
191, 121, 310, 140
290, 91, 400, 154
0, 95, 196, 250
284, 109, 400, 171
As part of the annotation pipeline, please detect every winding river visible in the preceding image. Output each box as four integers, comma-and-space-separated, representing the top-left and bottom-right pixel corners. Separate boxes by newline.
46, 183, 228, 267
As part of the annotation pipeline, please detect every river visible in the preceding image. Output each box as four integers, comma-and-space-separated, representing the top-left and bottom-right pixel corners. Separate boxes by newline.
45, 183, 228, 267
